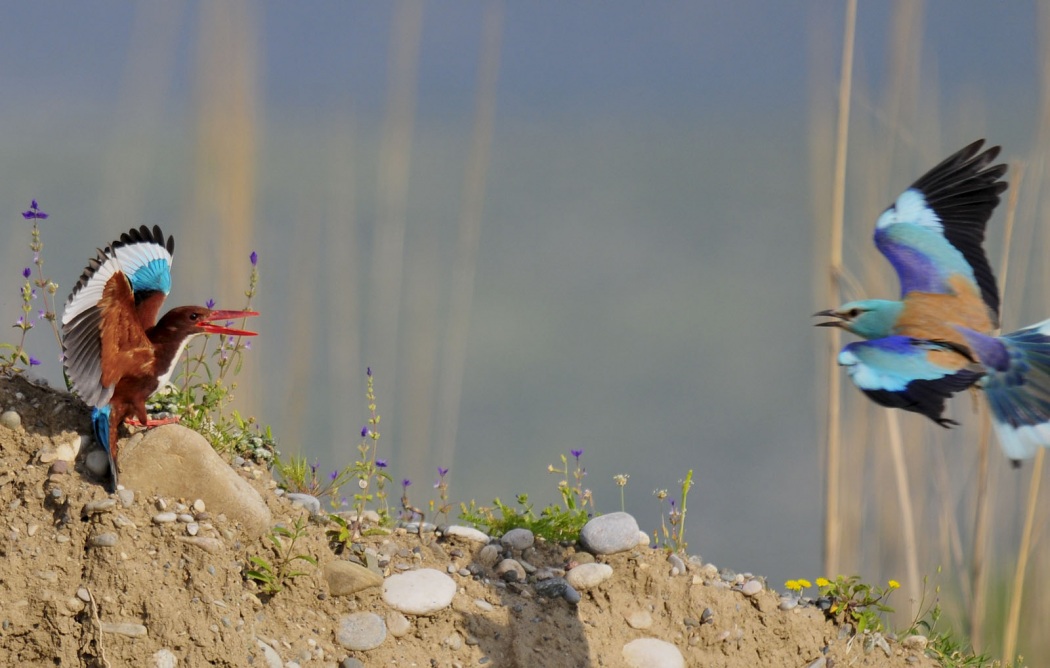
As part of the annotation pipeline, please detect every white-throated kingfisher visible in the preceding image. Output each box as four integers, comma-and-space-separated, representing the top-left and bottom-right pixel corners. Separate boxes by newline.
61, 225, 258, 490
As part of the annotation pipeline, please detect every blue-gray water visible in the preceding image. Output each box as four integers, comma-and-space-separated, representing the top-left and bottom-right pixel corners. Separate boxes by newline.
0, 2, 1042, 591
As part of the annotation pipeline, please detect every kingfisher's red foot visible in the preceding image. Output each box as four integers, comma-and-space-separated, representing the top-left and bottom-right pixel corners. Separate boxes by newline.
125, 415, 182, 428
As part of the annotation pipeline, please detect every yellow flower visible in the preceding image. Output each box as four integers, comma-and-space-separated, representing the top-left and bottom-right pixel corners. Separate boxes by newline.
797, 579, 812, 588
888, 579, 900, 590
784, 580, 798, 591
816, 577, 831, 588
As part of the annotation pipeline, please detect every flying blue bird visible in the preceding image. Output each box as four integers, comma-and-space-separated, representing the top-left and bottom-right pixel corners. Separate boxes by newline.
816, 139, 1007, 347
817, 141, 1050, 463
61, 226, 257, 490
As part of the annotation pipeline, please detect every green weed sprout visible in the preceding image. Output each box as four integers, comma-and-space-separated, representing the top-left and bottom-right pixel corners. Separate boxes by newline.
245, 515, 317, 597
814, 575, 899, 635
1, 200, 57, 375
653, 470, 694, 553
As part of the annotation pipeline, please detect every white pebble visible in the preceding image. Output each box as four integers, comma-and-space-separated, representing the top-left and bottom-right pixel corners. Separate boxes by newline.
382, 569, 457, 615
622, 638, 685, 668
153, 512, 178, 524
741, 579, 763, 596
444, 525, 490, 543
565, 563, 613, 590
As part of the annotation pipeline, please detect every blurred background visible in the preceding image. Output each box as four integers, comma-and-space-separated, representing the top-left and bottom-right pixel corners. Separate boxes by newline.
1, 1, 1049, 660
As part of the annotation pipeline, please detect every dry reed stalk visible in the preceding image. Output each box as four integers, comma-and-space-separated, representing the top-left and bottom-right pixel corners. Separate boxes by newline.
822, 0, 857, 578
435, 2, 504, 467
370, 0, 425, 478
970, 160, 1023, 650
885, 410, 920, 618
189, 0, 259, 409
1002, 449, 1045, 662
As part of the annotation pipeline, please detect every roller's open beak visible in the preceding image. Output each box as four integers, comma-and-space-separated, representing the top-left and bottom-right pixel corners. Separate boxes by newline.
198, 310, 259, 337
813, 309, 845, 328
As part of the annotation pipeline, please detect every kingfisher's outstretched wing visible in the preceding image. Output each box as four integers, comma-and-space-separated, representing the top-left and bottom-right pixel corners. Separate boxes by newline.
874, 140, 1007, 331
61, 225, 175, 408
839, 336, 984, 427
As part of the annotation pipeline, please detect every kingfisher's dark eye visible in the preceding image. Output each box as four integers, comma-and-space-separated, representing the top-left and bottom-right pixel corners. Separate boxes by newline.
847, 308, 861, 318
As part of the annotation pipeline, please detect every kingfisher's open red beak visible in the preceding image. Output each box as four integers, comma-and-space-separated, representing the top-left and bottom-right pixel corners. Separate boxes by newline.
198, 310, 260, 337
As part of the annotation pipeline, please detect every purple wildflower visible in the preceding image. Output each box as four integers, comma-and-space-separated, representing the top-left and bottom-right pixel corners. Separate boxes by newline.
205, 298, 215, 309
22, 267, 31, 279
438, 467, 449, 477
250, 250, 258, 266
402, 478, 411, 489
21, 200, 47, 220
243, 340, 252, 350
367, 367, 372, 377
571, 449, 583, 460
376, 459, 387, 468
310, 461, 318, 476
28, 356, 40, 366
329, 470, 339, 482
361, 426, 369, 438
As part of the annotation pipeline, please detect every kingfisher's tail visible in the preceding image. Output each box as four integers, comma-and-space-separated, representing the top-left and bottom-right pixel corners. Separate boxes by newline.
91, 406, 119, 491
958, 322, 1050, 464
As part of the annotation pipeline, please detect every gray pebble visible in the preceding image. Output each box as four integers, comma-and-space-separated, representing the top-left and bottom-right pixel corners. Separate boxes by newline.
741, 579, 763, 596
90, 533, 119, 548
177, 514, 195, 523
84, 499, 117, 514
495, 559, 526, 583
117, 489, 135, 507
500, 528, 535, 551
49, 461, 68, 475
255, 638, 283, 668
579, 512, 641, 555
667, 553, 686, 575
102, 622, 148, 637
336, 612, 386, 651
285, 493, 321, 516
477, 544, 501, 568
565, 563, 613, 590
0, 410, 21, 430
84, 450, 110, 477
187, 523, 200, 536
341, 659, 366, 668
150, 648, 178, 668
779, 596, 799, 611
77, 588, 91, 603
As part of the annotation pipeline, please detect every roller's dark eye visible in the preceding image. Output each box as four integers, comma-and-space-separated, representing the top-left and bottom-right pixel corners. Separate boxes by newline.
847, 308, 861, 318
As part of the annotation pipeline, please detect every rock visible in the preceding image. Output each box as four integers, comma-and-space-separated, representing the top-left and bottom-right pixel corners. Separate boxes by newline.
637, 530, 651, 547
779, 596, 798, 611
49, 460, 69, 475
90, 532, 119, 548
902, 635, 928, 651
495, 559, 526, 583
382, 568, 457, 615
477, 544, 501, 568
56, 435, 82, 462
579, 512, 640, 555
193, 498, 206, 513
741, 579, 763, 596
119, 425, 272, 537
150, 648, 178, 668
324, 560, 383, 596
178, 536, 223, 553
667, 553, 686, 575
153, 512, 178, 524
625, 609, 653, 629
286, 493, 322, 516
85, 450, 110, 477
565, 563, 613, 590
336, 612, 386, 651
500, 528, 534, 551
0, 410, 21, 430
445, 525, 489, 543
534, 577, 574, 600
341, 659, 366, 668
117, 489, 135, 507
622, 638, 685, 668
256, 638, 283, 668
84, 499, 118, 514
102, 622, 148, 638
385, 610, 411, 637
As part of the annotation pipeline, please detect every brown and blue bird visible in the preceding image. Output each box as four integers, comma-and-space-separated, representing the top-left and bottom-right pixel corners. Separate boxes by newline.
816, 140, 1050, 464
61, 226, 257, 489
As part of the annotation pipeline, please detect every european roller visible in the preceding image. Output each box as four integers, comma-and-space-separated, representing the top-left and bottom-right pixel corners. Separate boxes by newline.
816, 140, 1050, 464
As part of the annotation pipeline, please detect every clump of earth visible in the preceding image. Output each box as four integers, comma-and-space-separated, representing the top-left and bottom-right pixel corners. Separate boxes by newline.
0, 374, 941, 667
